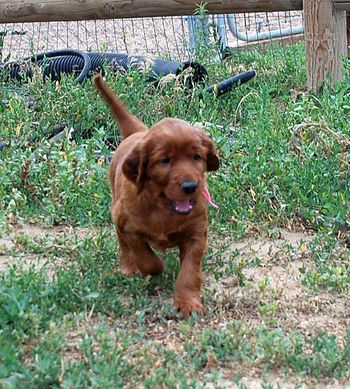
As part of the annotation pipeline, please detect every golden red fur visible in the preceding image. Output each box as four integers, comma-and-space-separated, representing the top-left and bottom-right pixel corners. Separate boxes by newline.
94, 75, 219, 318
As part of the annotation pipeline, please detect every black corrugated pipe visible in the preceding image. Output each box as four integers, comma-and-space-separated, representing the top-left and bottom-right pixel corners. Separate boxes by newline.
0, 49, 255, 95
0, 50, 208, 86
1, 50, 92, 83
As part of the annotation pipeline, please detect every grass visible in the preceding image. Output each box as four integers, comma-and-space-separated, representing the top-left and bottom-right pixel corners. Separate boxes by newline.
0, 40, 350, 388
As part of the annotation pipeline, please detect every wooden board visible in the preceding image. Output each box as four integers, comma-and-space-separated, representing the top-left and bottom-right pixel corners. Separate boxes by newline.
334, 1, 350, 11
347, 13, 350, 57
0, 0, 303, 23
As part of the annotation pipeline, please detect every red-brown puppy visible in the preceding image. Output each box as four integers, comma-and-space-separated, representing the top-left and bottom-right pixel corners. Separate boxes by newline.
94, 75, 219, 318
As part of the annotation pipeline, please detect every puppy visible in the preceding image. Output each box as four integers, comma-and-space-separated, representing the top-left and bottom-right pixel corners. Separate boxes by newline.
94, 75, 219, 318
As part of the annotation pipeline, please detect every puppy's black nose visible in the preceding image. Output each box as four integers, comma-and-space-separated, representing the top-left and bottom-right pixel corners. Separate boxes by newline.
181, 181, 198, 194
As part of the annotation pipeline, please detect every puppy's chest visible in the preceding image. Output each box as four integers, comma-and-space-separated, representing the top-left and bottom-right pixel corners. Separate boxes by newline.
129, 216, 190, 250
123, 211, 201, 250
141, 229, 185, 251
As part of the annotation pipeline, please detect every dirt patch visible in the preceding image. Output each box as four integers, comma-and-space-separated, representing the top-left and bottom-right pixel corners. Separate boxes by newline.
50, 227, 349, 340
205, 375, 347, 389
5, 226, 347, 340
205, 229, 350, 340
22, 225, 346, 387
0, 235, 15, 272
0, 223, 89, 274
8, 223, 89, 239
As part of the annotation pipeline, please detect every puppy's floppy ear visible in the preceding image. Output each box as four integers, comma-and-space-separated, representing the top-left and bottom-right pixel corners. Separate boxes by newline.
200, 132, 220, 172
122, 143, 148, 192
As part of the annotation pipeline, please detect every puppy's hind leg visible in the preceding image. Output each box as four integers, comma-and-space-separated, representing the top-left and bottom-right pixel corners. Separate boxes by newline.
117, 231, 139, 276
121, 232, 164, 276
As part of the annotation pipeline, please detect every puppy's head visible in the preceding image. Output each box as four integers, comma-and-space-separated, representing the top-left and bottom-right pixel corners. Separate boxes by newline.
123, 118, 219, 215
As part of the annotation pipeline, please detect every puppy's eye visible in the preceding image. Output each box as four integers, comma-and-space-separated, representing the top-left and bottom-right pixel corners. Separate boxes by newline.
160, 157, 171, 164
194, 154, 202, 161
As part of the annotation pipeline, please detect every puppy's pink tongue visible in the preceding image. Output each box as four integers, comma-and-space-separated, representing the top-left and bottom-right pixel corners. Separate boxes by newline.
175, 200, 192, 212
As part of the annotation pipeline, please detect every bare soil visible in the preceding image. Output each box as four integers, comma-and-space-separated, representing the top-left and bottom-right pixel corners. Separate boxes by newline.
0, 223, 88, 274
216, 230, 350, 339
2, 224, 349, 388
2, 226, 349, 341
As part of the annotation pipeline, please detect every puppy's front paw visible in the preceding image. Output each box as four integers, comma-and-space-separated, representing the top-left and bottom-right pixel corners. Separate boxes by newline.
174, 297, 204, 319
120, 263, 139, 276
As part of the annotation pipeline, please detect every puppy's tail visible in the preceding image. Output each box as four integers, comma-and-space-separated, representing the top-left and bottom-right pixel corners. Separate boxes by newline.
94, 75, 147, 138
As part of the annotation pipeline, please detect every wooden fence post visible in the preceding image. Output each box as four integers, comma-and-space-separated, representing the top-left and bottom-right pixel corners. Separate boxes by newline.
304, 0, 347, 92
347, 12, 350, 57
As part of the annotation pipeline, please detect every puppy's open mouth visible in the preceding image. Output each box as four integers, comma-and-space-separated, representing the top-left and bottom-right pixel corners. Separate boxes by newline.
170, 199, 194, 215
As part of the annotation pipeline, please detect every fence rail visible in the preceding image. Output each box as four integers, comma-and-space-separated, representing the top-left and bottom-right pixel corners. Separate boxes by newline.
0, 1, 303, 23
333, 1, 350, 10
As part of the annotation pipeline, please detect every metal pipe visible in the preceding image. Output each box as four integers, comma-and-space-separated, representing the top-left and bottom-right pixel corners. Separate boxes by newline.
216, 14, 228, 56
186, 15, 210, 53
226, 14, 304, 42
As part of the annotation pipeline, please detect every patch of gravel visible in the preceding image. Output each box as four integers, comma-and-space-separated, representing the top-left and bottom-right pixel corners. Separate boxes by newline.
0, 11, 303, 61
205, 375, 348, 389
205, 229, 350, 341
0, 223, 89, 275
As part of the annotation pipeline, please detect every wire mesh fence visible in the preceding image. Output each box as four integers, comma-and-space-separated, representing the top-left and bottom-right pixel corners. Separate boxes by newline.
0, 11, 303, 62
